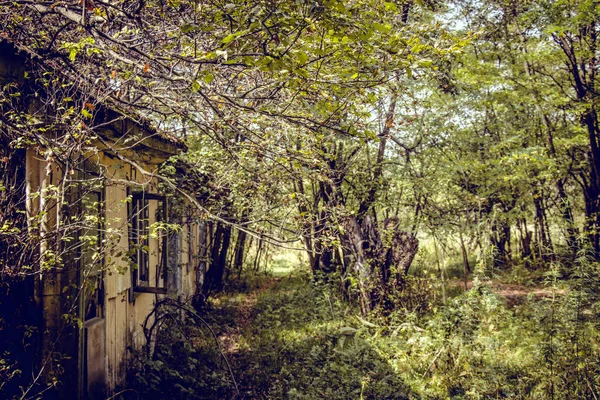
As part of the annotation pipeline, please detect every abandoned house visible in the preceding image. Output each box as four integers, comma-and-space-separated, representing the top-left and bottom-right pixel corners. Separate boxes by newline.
0, 38, 208, 398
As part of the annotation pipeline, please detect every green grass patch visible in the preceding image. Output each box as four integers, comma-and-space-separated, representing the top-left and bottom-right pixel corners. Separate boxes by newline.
126, 263, 600, 399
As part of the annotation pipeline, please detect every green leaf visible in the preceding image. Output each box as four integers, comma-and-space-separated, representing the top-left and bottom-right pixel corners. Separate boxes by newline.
297, 52, 309, 64
339, 327, 358, 336
180, 24, 199, 33
384, 1, 397, 11
191, 80, 201, 92
204, 73, 215, 84
372, 23, 391, 33
222, 33, 237, 44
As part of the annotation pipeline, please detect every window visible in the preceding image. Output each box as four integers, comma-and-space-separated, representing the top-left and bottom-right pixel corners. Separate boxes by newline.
129, 192, 169, 294
131, 195, 150, 285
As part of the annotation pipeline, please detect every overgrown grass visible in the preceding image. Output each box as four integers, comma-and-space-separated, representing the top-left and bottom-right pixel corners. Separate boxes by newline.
235, 274, 412, 399
127, 261, 600, 399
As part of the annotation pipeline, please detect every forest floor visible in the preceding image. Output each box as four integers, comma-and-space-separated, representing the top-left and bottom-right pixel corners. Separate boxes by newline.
130, 267, 598, 399
217, 276, 281, 357
205, 271, 571, 399
447, 279, 567, 306
208, 272, 415, 399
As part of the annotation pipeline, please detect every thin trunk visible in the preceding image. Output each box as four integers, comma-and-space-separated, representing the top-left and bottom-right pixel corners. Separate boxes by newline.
293, 177, 317, 270
490, 219, 511, 268
518, 218, 532, 267
193, 221, 207, 305
234, 229, 247, 278
216, 225, 232, 287
459, 229, 470, 290
433, 234, 446, 304
522, 30, 580, 254
203, 223, 229, 292
542, 112, 579, 252
253, 238, 263, 272
358, 96, 396, 219
556, 179, 578, 252
542, 196, 556, 260
534, 192, 551, 263
243, 236, 253, 266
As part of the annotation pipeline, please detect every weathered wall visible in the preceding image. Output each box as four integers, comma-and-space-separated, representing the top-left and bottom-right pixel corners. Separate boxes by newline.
98, 150, 206, 392
25, 146, 208, 395
3, 38, 206, 397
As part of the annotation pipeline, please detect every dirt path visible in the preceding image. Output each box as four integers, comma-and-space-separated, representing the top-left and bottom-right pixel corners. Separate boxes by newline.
218, 277, 281, 356
449, 279, 566, 306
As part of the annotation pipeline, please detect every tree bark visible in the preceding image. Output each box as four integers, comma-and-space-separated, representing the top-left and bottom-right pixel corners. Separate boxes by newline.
233, 229, 247, 278
459, 229, 470, 289
490, 219, 511, 268
203, 222, 231, 292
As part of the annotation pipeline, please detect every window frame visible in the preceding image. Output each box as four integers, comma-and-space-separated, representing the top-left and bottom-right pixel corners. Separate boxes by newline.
129, 192, 169, 295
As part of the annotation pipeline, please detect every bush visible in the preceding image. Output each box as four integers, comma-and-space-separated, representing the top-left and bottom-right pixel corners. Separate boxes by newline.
126, 300, 239, 399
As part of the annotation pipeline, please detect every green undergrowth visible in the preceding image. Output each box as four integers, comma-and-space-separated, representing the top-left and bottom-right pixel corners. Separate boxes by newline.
234, 274, 412, 399
127, 264, 600, 399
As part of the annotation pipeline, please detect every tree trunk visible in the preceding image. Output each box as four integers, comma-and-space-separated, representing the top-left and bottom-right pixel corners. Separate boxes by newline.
253, 238, 263, 271
490, 219, 511, 268
554, 30, 599, 256
192, 221, 208, 307
517, 218, 532, 267
533, 192, 552, 264
521, 30, 580, 256
203, 222, 231, 292
343, 215, 418, 315
459, 230, 470, 289
215, 225, 232, 288
233, 229, 247, 278
344, 216, 373, 315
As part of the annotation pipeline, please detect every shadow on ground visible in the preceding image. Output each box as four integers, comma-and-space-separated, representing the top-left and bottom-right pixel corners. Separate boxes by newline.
228, 275, 413, 399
